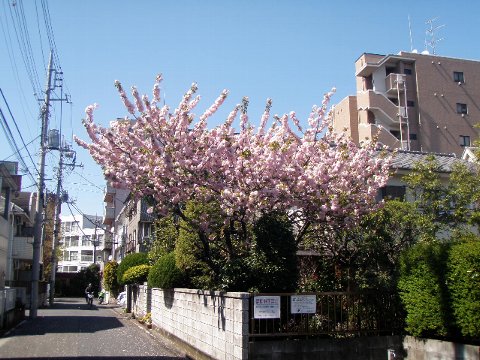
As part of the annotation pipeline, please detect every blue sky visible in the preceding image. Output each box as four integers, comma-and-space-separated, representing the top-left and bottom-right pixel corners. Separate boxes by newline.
2, 0, 480, 218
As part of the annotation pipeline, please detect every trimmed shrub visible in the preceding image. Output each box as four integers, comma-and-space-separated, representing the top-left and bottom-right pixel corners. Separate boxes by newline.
398, 241, 450, 337
122, 264, 151, 285
103, 260, 121, 295
117, 252, 149, 285
148, 252, 184, 289
447, 236, 480, 338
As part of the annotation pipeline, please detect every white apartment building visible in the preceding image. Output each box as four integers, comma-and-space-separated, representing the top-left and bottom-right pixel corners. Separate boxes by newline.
58, 214, 104, 273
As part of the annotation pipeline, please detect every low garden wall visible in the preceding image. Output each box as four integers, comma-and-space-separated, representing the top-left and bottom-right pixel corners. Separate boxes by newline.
151, 288, 249, 360
403, 336, 480, 360
129, 286, 480, 360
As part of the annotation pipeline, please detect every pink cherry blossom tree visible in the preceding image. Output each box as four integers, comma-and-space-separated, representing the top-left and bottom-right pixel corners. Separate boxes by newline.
75, 75, 391, 260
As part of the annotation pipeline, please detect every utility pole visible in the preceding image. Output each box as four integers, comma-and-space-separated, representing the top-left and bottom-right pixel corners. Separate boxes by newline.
49, 148, 64, 305
49, 145, 78, 305
93, 220, 98, 265
31, 52, 53, 318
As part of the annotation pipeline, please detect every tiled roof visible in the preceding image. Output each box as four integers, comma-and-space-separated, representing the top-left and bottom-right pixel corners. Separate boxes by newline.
388, 150, 467, 172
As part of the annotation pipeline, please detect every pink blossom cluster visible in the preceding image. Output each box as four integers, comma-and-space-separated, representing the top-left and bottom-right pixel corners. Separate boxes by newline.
75, 76, 391, 234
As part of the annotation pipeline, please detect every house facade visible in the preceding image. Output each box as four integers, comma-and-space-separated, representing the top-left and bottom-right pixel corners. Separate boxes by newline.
333, 51, 480, 156
103, 184, 156, 262
0, 161, 23, 289
111, 197, 155, 262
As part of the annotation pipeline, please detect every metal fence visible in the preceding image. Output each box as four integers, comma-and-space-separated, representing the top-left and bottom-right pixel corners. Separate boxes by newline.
249, 291, 404, 339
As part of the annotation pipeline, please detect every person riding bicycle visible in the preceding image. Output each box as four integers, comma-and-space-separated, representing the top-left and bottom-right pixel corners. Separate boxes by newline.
84, 283, 93, 303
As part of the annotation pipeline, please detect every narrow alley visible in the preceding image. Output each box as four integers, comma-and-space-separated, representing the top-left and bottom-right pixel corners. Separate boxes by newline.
0, 298, 186, 360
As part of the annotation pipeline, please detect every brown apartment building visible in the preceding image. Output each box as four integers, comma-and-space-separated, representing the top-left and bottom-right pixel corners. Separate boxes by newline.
333, 51, 480, 156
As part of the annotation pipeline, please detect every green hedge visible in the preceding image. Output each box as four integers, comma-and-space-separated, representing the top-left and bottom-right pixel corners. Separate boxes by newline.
117, 252, 149, 285
447, 238, 480, 338
398, 241, 450, 337
148, 252, 184, 289
122, 264, 151, 285
103, 260, 120, 295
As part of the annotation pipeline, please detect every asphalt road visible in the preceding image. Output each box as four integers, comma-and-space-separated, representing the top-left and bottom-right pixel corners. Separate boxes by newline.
0, 297, 187, 360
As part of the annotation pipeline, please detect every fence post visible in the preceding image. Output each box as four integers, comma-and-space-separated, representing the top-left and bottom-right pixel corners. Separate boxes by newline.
126, 285, 132, 313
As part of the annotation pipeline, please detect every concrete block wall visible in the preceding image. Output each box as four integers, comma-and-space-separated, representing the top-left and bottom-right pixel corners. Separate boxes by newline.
403, 336, 480, 360
151, 288, 250, 360
133, 284, 151, 318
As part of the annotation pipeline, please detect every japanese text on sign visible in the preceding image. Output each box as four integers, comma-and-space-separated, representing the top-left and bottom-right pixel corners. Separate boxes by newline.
254, 296, 280, 319
291, 295, 316, 314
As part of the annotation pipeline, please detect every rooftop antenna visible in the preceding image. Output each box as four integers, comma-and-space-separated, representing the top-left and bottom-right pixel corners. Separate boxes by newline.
408, 15, 414, 52
425, 17, 445, 55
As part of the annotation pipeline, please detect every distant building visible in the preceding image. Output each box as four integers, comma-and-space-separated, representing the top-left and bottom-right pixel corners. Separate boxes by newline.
333, 51, 480, 156
57, 214, 104, 273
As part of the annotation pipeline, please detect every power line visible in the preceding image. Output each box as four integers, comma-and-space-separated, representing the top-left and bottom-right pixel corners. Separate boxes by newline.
33, 0, 47, 71
0, 0, 42, 127
7, 0, 43, 98
2, 134, 40, 161
40, 0, 61, 69
0, 88, 39, 176
0, 105, 36, 184
67, 200, 108, 232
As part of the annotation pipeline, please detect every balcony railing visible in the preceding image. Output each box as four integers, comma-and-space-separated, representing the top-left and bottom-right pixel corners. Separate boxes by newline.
385, 73, 406, 94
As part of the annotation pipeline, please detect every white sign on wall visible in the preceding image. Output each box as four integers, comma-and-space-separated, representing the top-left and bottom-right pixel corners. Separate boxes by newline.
290, 295, 317, 314
253, 296, 281, 319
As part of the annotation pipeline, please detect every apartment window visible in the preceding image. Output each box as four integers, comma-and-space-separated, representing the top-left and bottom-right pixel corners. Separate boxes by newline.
460, 135, 471, 147
81, 250, 93, 262
453, 71, 464, 83
388, 97, 399, 106
386, 67, 396, 75
71, 221, 80, 232
407, 100, 415, 107
390, 130, 401, 140
410, 133, 417, 140
364, 75, 373, 90
381, 186, 406, 200
70, 236, 79, 247
82, 235, 91, 246
456, 103, 468, 114
97, 234, 104, 247
70, 251, 78, 261
404, 68, 412, 75
63, 222, 71, 233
